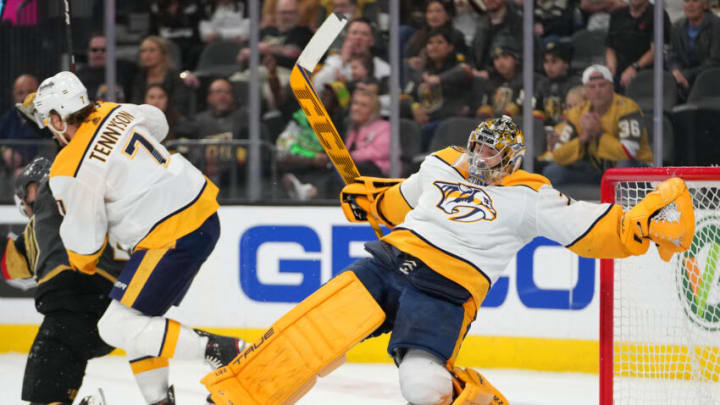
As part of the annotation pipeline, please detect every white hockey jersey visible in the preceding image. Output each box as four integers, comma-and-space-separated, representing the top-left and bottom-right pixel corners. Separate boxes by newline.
49, 102, 219, 273
377, 147, 631, 307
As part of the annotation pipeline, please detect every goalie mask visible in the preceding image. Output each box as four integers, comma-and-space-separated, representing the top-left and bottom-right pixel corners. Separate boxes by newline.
465, 115, 525, 185
33, 71, 90, 144
14, 157, 51, 217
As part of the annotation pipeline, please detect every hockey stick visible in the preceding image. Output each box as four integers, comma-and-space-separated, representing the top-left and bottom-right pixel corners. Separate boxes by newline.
289, 13, 384, 239
63, 0, 76, 73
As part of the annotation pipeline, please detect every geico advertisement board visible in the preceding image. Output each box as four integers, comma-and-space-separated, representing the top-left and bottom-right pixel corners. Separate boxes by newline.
0, 205, 599, 340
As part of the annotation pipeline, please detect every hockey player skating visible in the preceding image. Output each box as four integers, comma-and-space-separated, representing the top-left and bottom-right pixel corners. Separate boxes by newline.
29, 71, 246, 404
203, 115, 695, 405
1, 157, 126, 405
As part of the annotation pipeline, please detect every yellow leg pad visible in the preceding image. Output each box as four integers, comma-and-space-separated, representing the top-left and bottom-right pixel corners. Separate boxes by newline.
451, 367, 509, 405
201, 271, 385, 405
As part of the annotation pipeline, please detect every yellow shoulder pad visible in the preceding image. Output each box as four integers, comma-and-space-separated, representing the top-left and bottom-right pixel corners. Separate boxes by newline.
500, 170, 550, 191
432, 147, 466, 166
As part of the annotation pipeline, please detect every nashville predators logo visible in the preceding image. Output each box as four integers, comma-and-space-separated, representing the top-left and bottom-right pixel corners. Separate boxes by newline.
433, 181, 497, 223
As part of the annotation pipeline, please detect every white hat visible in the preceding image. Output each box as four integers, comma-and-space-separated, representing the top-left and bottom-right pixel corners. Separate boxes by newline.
582, 64, 613, 84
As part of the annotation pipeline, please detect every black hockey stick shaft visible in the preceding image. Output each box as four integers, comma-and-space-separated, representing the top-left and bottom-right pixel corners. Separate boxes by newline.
63, 0, 76, 73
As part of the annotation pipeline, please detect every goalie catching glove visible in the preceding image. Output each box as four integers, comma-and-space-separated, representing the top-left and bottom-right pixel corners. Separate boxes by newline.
620, 177, 695, 262
340, 176, 404, 226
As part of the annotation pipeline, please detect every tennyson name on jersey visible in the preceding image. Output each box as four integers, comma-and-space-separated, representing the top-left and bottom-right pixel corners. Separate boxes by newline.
89, 110, 136, 163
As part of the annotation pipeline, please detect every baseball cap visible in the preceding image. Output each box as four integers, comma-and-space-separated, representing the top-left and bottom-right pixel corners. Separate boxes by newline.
542, 42, 572, 64
582, 64, 613, 84
491, 36, 520, 60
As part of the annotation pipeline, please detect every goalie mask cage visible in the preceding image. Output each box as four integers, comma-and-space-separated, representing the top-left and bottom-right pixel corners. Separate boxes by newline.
600, 167, 720, 405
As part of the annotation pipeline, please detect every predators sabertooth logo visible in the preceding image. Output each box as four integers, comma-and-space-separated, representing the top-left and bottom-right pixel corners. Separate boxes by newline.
433, 181, 497, 223
676, 215, 720, 331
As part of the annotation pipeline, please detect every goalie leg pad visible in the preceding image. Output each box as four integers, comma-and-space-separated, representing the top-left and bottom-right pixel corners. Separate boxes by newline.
201, 271, 386, 405
451, 367, 509, 405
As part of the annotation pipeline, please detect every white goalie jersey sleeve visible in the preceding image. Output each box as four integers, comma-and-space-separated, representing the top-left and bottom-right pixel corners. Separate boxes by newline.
531, 186, 615, 247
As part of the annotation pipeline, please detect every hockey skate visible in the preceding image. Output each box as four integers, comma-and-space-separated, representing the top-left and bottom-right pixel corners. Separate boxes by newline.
194, 329, 247, 369
150, 385, 176, 405
78, 388, 107, 405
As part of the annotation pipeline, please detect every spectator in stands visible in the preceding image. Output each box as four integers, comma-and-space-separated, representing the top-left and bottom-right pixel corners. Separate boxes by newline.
453, 0, 484, 48
539, 84, 588, 162
670, 0, 720, 95
405, 0, 468, 70
149, 0, 204, 70
313, 17, 391, 115
542, 64, 652, 186
475, 37, 546, 121
199, 0, 249, 43
345, 87, 392, 177
605, 0, 671, 89
534, 0, 580, 42
144, 84, 196, 143
194, 78, 246, 138
261, 0, 321, 30
76, 33, 138, 102
579, 0, 626, 31
565, 85, 587, 110
399, 0, 430, 55
277, 81, 349, 200
469, 0, 523, 75
537, 41, 582, 125
0, 74, 49, 178
131, 36, 195, 116
347, 52, 378, 94
193, 78, 249, 184
237, 0, 313, 70
313, 18, 391, 90
401, 27, 473, 151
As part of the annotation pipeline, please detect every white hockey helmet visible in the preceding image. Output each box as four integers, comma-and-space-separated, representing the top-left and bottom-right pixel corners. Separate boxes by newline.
33, 71, 90, 129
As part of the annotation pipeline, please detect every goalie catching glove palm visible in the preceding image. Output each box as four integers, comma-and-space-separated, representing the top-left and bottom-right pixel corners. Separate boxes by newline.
621, 177, 695, 262
340, 176, 404, 225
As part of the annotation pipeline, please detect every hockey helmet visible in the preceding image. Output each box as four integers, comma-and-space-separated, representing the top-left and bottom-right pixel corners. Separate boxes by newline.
465, 115, 525, 185
15, 157, 51, 201
14, 157, 51, 217
33, 71, 89, 129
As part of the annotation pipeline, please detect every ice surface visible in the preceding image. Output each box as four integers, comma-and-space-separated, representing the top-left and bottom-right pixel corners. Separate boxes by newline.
0, 354, 598, 404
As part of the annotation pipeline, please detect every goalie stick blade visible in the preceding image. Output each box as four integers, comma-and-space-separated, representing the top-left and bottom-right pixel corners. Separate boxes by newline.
296, 13, 348, 72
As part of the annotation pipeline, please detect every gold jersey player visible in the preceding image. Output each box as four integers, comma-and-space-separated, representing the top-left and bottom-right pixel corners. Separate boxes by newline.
203, 115, 695, 405
30, 71, 245, 405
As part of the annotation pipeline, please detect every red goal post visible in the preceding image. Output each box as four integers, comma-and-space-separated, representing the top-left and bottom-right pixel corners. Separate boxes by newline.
600, 167, 720, 405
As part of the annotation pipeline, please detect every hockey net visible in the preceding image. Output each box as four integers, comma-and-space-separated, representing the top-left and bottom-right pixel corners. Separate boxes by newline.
600, 167, 720, 405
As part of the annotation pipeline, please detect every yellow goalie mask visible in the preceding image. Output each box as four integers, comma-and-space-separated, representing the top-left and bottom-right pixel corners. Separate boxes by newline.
465, 115, 526, 186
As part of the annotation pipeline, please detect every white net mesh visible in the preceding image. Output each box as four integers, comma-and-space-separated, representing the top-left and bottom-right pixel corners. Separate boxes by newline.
613, 180, 720, 404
